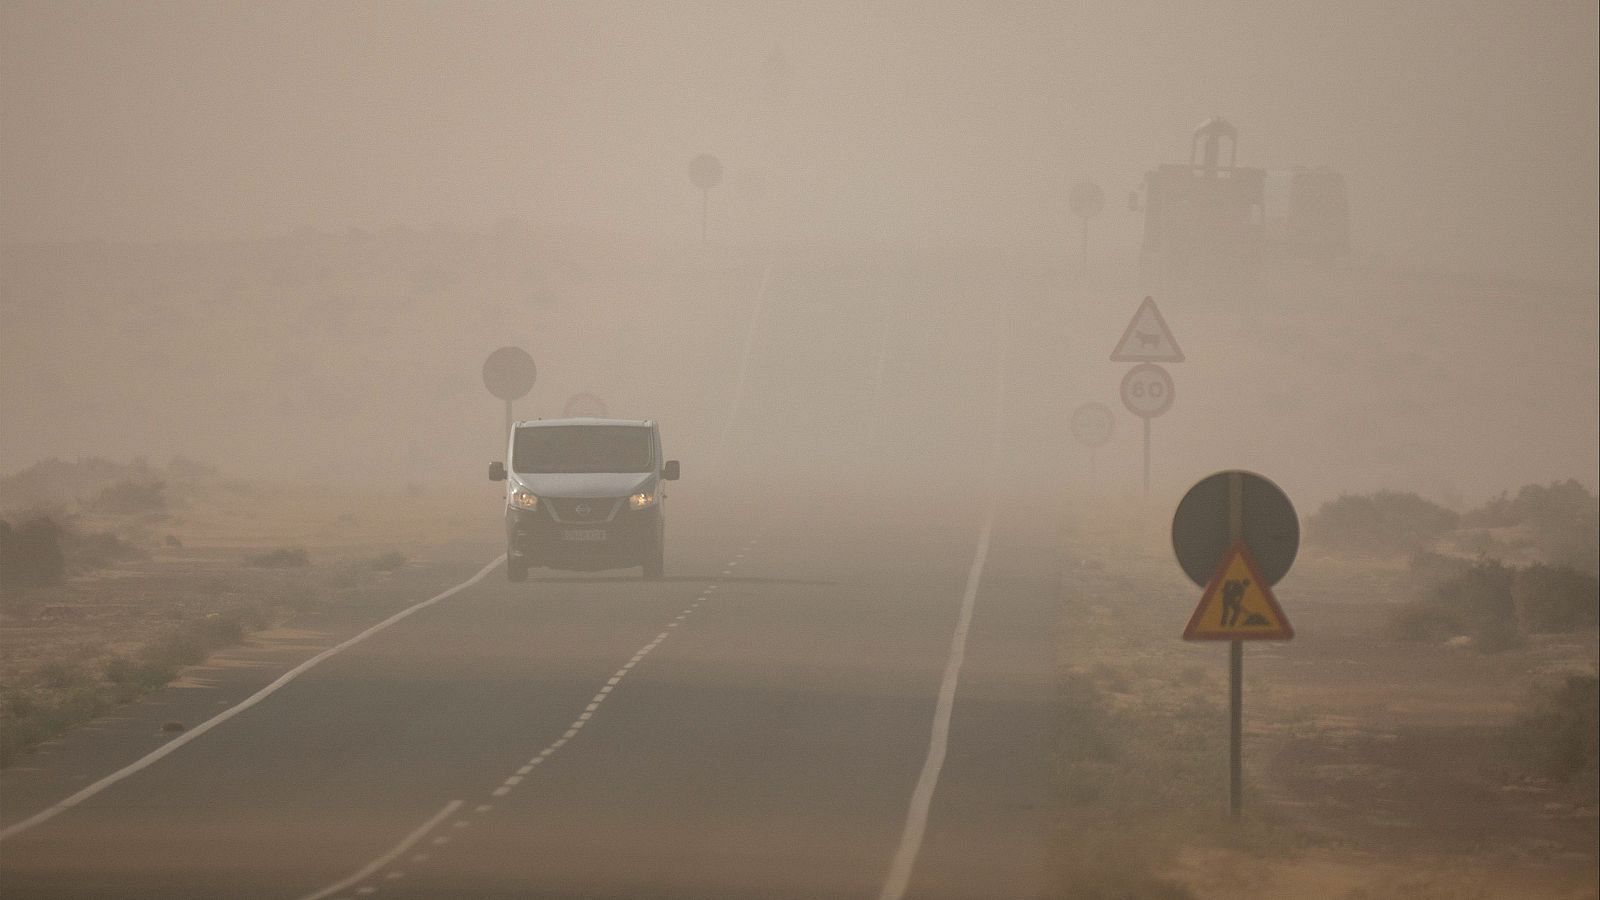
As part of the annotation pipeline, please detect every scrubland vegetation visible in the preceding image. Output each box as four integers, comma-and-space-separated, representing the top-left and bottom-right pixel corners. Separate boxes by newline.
0, 454, 482, 766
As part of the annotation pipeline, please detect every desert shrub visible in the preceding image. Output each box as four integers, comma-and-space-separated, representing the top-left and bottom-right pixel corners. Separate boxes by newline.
1466, 480, 1599, 574
0, 517, 66, 591
1515, 672, 1599, 781
1391, 559, 1520, 651
0, 456, 127, 510
244, 546, 310, 568
1512, 564, 1600, 634
1308, 490, 1459, 555
369, 551, 408, 571
90, 479, 167, 515
60, 528, 146, 572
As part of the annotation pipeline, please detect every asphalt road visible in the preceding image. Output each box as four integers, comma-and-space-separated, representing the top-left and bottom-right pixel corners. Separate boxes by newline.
1, 255, 1074, 899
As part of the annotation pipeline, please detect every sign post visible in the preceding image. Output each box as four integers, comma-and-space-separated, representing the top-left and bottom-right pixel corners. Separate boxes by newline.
1119, 363, 1173, 494
1068, 179, 1104, 271
1173, 470, 1298, 819
1069, 401, 1115, 476
1111, 296, 1183, 495
482, 347, 538, 442
688, 154, 724, 243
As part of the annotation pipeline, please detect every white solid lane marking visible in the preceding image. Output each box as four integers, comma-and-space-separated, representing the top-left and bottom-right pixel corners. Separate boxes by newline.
877, 502, 997, 900
298, 799, 462, 900
1, 558, 505, 843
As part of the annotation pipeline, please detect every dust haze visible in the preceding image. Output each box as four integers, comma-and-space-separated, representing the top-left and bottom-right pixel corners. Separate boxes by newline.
3, 1, 1596, 510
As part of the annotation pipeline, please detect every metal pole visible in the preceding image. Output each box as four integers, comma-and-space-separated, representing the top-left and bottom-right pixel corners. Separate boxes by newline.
1141, 417, 1151, 495
504, 398, 513, 446
1227, 470, 1244, 819
701, 189, 709, 243
1230, 639, 1243, 818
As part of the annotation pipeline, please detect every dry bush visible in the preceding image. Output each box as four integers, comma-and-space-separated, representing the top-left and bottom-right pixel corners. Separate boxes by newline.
89, 479, 168, 515
1308, 490, 1459, 555
1511, 564, 1599, 634
0, 516, 66, 591
1390, 559, 1520, 652
1464, 480, 1599, 575
1514, 672, 1599, 782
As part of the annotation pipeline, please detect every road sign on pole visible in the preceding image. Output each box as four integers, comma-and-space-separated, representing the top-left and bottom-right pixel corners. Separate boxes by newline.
1068, 179, 1104, 270
1120, 363, 1173, 493
1183, 541, 1294, 640
483, 347, 537, 442
689, 154, 723, 242
1171, 469, 1299, 820
1070, 401, 1116, 477
1111, 296, 1184, 363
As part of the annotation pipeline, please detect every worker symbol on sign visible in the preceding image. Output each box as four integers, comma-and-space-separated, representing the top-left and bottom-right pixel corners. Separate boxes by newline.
1220, 578, 1247, 626
1184, 541, 1293, 640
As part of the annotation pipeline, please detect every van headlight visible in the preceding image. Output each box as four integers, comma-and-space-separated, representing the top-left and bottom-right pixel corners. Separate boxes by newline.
512, 491, 538, 510
628, 490, 657, 510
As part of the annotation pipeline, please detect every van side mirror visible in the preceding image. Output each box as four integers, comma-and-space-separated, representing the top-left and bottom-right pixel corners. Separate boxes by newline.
662, 460, 680, 481
489, 461, 506, 482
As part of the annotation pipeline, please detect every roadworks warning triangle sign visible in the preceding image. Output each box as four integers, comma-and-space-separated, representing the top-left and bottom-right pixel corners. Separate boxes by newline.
1183, 540, 1294, 640
1110, 296, 1184, 362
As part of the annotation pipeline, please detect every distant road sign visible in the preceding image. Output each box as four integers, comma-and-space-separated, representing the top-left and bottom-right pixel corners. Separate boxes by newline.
1111, 296, 1184, 363
563, 392, 609, 418
1070, 402, 1115, 448
688, 154, 723, 191
1183, 541, 1294, 640
1119, 363, 1174, 418
1068, 180, 1105, 219
1171, 470, 1299, 588
482, 347, 537, 401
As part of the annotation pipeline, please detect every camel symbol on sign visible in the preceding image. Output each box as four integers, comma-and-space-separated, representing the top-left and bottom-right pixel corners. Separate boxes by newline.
1111, 296, 1184, 362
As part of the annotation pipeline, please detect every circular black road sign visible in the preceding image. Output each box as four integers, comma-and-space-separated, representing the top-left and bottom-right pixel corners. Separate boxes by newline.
1172, 470, 1299, 587
482, 347, 537, 401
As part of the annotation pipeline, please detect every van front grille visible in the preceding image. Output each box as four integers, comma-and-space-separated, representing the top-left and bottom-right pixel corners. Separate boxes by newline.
548, 498, 619, 523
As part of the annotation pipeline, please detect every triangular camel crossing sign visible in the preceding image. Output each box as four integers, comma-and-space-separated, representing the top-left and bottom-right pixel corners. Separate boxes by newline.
1111, 296, 1184, 362
1183, 540, 1294, 640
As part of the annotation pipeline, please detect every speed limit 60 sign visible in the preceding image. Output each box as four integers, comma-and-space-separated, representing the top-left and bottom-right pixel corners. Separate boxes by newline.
1120, 363, 1174, 418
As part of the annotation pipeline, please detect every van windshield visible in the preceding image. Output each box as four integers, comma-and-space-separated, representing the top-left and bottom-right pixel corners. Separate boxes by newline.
513, 426, 653, 474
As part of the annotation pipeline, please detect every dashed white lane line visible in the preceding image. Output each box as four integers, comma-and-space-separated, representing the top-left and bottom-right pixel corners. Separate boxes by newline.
319, 575, 738, 896
1, 557, 505, 843
297, 799, 462, 900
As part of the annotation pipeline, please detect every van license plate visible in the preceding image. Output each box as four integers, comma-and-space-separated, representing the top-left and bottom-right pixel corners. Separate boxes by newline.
561, 529, 607, 542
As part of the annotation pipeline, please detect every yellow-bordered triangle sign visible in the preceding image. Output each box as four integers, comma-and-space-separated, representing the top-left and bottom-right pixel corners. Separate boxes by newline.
1183, 540, 1294, 640
1110, 295, 1184, 362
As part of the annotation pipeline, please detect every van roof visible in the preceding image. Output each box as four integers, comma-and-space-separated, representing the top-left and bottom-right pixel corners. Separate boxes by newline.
512, 417, 653, 428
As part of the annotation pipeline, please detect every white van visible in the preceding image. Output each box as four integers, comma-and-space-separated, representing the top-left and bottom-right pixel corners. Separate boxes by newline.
489, 418, 679, 582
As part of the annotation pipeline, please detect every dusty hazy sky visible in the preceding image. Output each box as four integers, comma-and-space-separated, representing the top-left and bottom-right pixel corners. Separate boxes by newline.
3, 1, 1597, 283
